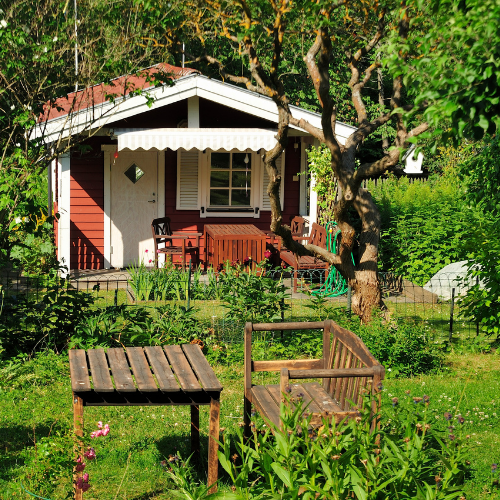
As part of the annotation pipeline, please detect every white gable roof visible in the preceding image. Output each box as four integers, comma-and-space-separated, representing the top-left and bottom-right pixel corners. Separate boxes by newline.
33, 74, 356, 145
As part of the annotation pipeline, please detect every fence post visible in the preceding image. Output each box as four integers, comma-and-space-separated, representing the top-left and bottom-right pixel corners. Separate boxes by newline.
448, 288, 455, 343
114, 288, 118, 307
187, 259, 192, 309
347, 285, 352, 315
476, 276, 480, 336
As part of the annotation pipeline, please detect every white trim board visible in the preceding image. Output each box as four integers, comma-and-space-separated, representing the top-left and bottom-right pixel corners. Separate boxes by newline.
34, 74, 357, 146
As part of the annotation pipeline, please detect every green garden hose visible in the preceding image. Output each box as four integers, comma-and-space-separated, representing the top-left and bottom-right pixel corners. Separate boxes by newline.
310, 221, 353, 298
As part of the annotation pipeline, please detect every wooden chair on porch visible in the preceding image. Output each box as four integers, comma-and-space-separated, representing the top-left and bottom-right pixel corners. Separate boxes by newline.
266, 215, 307, 252
151, 217, 202, 269
279, 222, 329, 292
244, 320, 385, 436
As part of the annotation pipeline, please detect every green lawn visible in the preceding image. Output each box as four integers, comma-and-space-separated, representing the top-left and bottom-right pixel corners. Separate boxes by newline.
1, 349, 499, 499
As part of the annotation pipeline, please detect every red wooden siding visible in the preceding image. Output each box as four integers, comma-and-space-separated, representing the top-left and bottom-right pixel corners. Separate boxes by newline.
70, 153, 104, 269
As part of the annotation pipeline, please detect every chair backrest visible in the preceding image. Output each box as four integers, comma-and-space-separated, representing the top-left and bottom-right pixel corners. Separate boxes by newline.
290, 216, 306, 236
309, 222, 327, 249
324, 322, 384, 410
244, 321, 332, 392
151, 217, 173, 238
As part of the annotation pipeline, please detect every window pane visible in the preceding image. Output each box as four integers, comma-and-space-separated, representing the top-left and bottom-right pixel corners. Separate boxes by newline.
210, 189, 230, 206
210, 171, 230, 187
211, 152, 230, 169
232, 171, 251, 188
124, 163, 145, 184
231, 189, 251, 206
233, 152, 250, 169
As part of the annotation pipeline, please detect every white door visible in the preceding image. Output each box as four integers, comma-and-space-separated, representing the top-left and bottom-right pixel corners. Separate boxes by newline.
110, 151, 158, 268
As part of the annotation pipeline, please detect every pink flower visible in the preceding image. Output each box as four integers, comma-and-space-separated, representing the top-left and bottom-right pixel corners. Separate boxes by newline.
157, 249, 161, 254
75, 462, 86, 472
101, 424, 110, 436
145, 249, 148, 253
90, 430, 101, 438
82, 483, 90, 492
76, 478, 83, 489
264, 250, 272, 259
149, 259, 152, 263
97, 421, 103, 429
84, 447, 96, 460
83, 473, 89, 482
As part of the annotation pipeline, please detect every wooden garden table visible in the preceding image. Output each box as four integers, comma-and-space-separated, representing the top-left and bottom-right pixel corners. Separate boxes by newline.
69, 345, 223, 499
204, 224, 267, 270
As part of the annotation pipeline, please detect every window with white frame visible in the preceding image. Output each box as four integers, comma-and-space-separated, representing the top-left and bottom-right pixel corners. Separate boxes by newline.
176, 148, 284, 217
209, 152, 252, 208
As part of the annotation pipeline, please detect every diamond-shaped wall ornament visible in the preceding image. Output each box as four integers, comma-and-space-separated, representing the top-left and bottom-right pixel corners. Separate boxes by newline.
124, 163, 145, 184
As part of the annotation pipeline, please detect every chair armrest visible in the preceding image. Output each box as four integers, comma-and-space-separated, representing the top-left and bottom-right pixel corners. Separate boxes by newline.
283, 367, 377, 380
292, 235, 310, 242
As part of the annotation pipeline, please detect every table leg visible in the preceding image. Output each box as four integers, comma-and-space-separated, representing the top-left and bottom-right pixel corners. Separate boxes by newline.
207, 396, 220, 493
73, 393, 84, 500
190, 404, 200, 458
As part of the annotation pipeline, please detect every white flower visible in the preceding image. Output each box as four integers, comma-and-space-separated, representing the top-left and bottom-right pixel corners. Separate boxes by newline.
43, 47, 47, 53
0, 19, 7, 28
10, 105, 14, 110
52, 36, 58, 42
15, 142, 20, 147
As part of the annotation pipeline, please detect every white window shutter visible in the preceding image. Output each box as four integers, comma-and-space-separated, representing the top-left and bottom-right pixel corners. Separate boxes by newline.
176, 150, 200, 210
261, 154, 285, 211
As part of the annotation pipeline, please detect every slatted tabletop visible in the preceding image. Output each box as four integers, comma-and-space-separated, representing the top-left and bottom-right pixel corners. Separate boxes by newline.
204, 224, 267, 270
69, 344, 223, 406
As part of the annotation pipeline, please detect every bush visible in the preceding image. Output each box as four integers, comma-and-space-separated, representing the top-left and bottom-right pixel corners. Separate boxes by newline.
70, 303, 211, 350
166, 392, 469, 499
0, 274, 94, 357
370, 173, 470, 286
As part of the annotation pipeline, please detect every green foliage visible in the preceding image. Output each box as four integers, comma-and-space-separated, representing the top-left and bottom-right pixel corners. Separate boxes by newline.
370, 173, 470, 285
331, 309, 444, 377
167, 393, 468, 499
216, 261, 289, 323
385, 0, 500, 146
0, 274, 94, 357
69, 303, 209, 350
128, 258, 204, 302
458, 137, 500, 336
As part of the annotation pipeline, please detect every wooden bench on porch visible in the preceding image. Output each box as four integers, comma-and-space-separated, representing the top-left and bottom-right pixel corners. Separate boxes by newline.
244, 320, 385, 434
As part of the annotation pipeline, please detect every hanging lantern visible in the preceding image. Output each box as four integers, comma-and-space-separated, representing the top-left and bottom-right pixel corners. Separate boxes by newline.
244, 152, 249, 196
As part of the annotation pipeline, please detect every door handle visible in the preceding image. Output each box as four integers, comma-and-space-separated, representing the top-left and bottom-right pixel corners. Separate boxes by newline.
148, 200, 156, 203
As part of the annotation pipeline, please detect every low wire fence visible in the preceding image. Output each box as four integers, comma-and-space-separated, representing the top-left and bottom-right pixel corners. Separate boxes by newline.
0, 267, 479, 345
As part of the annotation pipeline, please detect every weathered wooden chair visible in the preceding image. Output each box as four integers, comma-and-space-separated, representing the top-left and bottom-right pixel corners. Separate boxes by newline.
266, 215, 307, 252
151, 217, 202, 269
279, 222, 329, 292
244, 320, 385, 435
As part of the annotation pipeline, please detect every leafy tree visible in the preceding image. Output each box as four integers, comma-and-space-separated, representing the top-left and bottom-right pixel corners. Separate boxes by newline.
174, 0, 500, 322
385, 0, 500, 146
0, 0, 180, 269
174, 0, 431, 322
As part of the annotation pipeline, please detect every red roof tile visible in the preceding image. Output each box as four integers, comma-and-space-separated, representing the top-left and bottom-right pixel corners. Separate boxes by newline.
42, 63, 198, 121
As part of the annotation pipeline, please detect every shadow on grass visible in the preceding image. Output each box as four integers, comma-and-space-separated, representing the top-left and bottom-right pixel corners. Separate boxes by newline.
0, 421, 68, 482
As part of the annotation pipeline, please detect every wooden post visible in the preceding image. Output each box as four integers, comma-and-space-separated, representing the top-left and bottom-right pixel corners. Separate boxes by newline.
449, 288, 455, 344
73, 393, 84, 500
207, 397, 220, 494
190, 404, 200, 459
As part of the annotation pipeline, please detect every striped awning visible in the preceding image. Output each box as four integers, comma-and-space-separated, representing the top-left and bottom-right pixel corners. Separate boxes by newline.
115, 128, 278, 152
